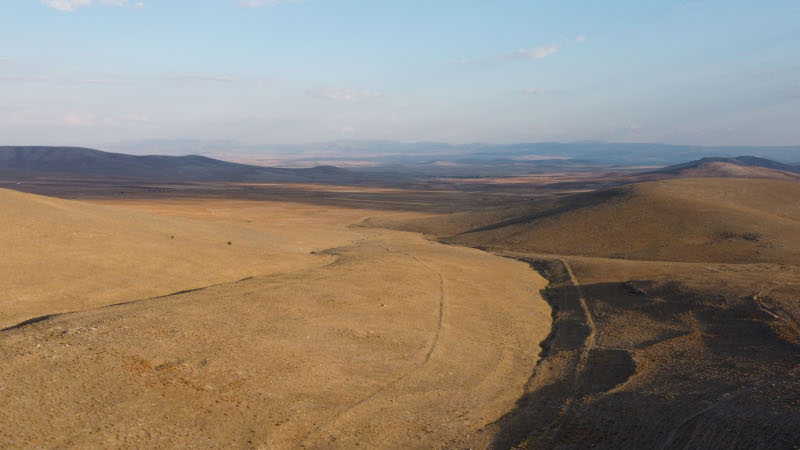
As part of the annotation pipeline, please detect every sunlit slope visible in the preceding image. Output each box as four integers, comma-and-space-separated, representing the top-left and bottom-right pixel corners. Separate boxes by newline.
0, 229, 550, 448
640, 156, 800, 181
0, 189, 346, 328
368, 179, 800, 264
671, 161, 800, 180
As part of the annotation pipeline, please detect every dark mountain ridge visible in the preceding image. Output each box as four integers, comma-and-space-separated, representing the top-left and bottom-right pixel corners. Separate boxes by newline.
0, 146, 362, 183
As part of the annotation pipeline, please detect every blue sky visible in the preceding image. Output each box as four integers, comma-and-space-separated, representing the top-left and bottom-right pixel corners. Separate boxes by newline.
1, 0, 799, 146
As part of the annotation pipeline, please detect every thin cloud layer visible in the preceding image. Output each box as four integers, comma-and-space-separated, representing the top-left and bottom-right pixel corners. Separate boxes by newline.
42, 0, 141, 12
239, 0, 305, 7
6, 2, 798, 146
508, 45, 559, 60
505, 36, 586, 61
239, 0, 277, 6
166, 75, 236, 83
309, 86, 385, 103
0, 75, 50, 83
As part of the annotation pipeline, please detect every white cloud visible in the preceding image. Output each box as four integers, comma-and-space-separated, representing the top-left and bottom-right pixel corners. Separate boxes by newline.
503, 36, 586, 62
613, 124, 643, 136
341, 125, 355, 134
125, 113, 151, 124
77, 78, 124, 85
239, 0, 277, 6
41, 0, 141, 12
0, 72, 129, 85
62, 112, 95, 126
508, 44, 559, 60
0, 75, 50, 82
166, 74, 236, 83
309, 86, 385, 103
103, 113, 152, 126
522, 88, 544, 95
239, 0, 305, 7
41, 0, 92, 11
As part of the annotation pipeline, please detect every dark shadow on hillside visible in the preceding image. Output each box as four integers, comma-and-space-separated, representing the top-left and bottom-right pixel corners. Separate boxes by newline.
483, 259, 800, 449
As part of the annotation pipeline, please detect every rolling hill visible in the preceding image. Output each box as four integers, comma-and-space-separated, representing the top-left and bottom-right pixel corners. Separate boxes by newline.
0, 146, 365, 183
639, 156, 800, 181
0, 187, 552, 448
0, 187, 354, 329
366, 177, 800, 448
367, 178, 800, 264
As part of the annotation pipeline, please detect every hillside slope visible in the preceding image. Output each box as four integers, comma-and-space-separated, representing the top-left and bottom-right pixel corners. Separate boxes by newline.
0, 146, 361, 182
669, 161, 800, 180
0, 191, 551, 448
367, 178, 800, 264
0, 188, 364, 328
638, 156, 800, 181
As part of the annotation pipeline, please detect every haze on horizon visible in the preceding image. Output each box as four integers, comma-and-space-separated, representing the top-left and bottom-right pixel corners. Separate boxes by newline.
1, 0, 799, 148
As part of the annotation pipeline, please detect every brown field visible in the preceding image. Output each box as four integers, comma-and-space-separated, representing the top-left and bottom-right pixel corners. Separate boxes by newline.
0, 189, 368, 329
0, 187, 551, 448
1, 175, 799, 448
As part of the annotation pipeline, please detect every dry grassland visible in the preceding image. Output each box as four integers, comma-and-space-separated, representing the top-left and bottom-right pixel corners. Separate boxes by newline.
372, 178, 800, 448
0, 189, 551, 448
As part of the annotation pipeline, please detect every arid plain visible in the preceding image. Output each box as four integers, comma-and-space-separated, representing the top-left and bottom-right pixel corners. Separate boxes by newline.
0, 187, 551, 448
1, 168, 799, 448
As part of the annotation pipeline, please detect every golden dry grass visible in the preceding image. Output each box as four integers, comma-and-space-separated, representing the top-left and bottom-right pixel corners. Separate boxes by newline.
0, 189, 380, 328
370, 178, 800, 264
0, 189, 551, 448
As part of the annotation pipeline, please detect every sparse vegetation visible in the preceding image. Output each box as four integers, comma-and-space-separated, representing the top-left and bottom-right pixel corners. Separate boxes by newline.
1, 169, 798, 448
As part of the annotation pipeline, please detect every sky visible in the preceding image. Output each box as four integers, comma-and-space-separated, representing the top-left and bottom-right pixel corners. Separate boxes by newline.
1, 0, 799, 147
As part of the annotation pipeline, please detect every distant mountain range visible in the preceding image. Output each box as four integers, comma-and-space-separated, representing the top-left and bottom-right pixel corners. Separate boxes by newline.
105, 139, 800, 169
0, 146, 365, 183
1, 146, 798, 183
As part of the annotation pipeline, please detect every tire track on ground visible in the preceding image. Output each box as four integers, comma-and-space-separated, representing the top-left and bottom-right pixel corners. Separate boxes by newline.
2, 231, 382, 333
543, 258, 599, 445
302, 240, 446, 445
561, 258, 597, 371
658, 381, 772, 450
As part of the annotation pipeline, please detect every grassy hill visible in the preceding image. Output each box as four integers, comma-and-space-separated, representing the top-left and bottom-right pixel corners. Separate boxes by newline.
0, 188, 338, 328
638, 156, 800, 181
367, 178, 800, 264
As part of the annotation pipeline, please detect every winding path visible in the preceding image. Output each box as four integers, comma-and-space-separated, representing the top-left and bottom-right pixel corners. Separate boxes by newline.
561, 258, 597, 373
